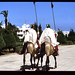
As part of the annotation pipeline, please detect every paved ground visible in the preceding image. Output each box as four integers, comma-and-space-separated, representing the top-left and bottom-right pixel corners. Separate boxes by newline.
0, 45, 75, 71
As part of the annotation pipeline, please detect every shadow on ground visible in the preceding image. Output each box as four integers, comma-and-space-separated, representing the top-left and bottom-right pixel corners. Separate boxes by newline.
0, 50, 15, 56
20, 64, 55, 71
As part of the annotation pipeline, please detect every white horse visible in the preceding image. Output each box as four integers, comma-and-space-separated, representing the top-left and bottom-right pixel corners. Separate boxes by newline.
35, 37, 58, 71
21, 29, 39, 71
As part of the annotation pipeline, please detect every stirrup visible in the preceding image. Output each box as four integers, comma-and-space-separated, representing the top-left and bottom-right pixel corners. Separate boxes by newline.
53, 51, 59, 56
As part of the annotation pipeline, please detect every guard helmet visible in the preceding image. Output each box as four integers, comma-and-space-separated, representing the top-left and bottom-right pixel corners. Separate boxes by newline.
46, 24, 51, 28
31, 24, 34, 28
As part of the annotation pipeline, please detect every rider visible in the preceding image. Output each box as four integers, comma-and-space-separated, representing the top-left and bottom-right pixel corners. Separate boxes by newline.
39, 24, 59, 56
21, 24, 38, 54
47, 24, 59, 56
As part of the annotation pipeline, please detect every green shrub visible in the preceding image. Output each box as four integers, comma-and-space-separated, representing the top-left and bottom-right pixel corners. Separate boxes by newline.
16, 42, 23, 46
2, 29, 16, 48
73, 41, 75, 44
66, 41, 73, 45
15, 46, 23, 53
13, 31, 20, 42
0, 33, 6, 50
57, 31, 67, 44
20, 37, 24, 42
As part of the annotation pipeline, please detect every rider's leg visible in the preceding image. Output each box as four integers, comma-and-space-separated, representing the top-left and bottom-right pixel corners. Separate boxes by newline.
53, 45, 59, 56
36, 40, 40, 53
36, 45, 40, 53
35, 43, 45, 59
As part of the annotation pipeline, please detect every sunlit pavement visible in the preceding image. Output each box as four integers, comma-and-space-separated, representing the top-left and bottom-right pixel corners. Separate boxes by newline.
0, 45, 75, 71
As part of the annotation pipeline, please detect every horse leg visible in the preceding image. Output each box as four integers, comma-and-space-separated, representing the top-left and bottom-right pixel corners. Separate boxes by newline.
37, 57, 40, 67
54, 56, 57, 68
46, 56, 49, 71
33, 55, 36, 68
47, 56, 49, 71
23, 53, 25, 71
30, 54, 33, 69
39, 56, 43, 70
34, 56, 40, 71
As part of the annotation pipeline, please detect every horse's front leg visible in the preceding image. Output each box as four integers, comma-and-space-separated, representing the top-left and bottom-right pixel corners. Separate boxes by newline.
54, 56, 57, 68
36, 57, 40, 67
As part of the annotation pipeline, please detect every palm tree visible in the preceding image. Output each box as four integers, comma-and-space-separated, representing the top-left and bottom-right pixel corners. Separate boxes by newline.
0, 10, 8, 28
0, 21, 2, 28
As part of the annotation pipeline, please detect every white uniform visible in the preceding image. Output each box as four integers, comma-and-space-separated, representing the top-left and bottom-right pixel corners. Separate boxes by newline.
23, 28, 38, 48
39, 28, 59, 47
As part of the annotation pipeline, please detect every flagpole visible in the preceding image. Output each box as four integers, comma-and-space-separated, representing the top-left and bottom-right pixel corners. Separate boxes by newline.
52, 8, 56, 32
51, 2, 56, 32
35, 5, 38, 25
33, 2, 38, 26
33, 2, 39, 35
51, 2, 58, 40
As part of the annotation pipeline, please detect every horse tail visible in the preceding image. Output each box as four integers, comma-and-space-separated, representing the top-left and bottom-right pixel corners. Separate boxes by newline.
21, 43, 27, 54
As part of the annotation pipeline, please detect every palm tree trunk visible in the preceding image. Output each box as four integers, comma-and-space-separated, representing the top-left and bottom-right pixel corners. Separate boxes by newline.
5, 17, 7, 28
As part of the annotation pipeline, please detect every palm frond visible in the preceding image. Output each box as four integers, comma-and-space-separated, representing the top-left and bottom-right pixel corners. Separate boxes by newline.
0, 10, 8, 17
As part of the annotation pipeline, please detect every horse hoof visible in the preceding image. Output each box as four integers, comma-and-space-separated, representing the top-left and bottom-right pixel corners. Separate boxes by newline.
46, 68, 49, 71
40, 68, 42, 70
22, 70, 25, 71
55, 65, 57, 68
32, 68, 34, 70
34, 65, 37, 68
30, 68, 34, 70
22, 66, 25, 71
22, 69, 25, 71
48, 67, 50, 70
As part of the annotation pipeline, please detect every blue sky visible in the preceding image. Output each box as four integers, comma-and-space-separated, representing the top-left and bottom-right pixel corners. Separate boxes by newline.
0, 2, 75, 31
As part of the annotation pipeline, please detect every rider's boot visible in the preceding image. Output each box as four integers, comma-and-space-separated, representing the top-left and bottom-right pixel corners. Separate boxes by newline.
53, 45, 59, 56
36, 44, 40, 53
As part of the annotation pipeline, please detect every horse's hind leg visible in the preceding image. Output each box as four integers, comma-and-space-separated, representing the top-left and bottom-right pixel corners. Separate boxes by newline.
33, 55, 36, 68
30, 54, 34, 69
40, 56, 43, 70
54, 56, 57, 68
46, 56, 49, 71
47, 56, 49, 70
23, 53, 25, 71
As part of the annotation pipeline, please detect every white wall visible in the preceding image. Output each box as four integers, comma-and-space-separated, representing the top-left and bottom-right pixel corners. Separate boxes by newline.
17, 24, 30, 40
